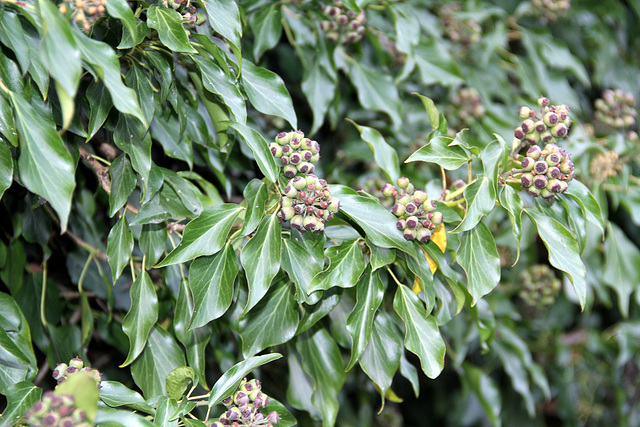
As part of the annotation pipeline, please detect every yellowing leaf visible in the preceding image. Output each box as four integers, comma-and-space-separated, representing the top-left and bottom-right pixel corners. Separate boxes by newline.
412, 276, 422, 294
423, 224, 447, 273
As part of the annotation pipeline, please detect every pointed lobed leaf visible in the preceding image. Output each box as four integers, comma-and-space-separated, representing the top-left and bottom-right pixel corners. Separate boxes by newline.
281, 233, 325, 303
106, 214, 134, 283
452, 176, 496, 233
405, 136, 468, 170
156, 204, 243, 267
241, 179, 269, 236
226, 122, 279, 183
525, 209, 586, 310
603, 223, 640, 317
456, 222, 501, 305
348, 120, 400, 184
121, 271, 159, 366
0, 381, 42, 427
308, 240, 366, 294
345, 269, 385, 371
393, 284, 445, 378
241, 214, 282, 313
146, 6, 196, 53
11, 93, 75, 232
189, 244, 238, 330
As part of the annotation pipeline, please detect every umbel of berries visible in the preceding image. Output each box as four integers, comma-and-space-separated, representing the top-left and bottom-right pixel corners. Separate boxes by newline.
270, 130, 321, 178
207, 378, 281, 427
382, 177, 443, 243
22, 391, 90, 427
594, 89, 637, 130
519, 264, 561, 312
53, 357, 102, 389
278, 175, 339, 234
320, 1, 366, 45
531, 0, 571, 21
520, 143, 574, 199
514, 96, 572, 147
449, 87, 486, 127
439, 3, 482, 45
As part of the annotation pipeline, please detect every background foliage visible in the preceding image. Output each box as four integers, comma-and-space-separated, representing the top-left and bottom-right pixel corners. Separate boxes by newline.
0, 0, 639, 426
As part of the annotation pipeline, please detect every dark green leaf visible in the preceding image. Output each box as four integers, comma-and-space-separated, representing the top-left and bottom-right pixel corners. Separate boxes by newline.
413, 93, 439, 130
241, 60, 297, 129
105, 0, 139, 49
308, 240, 366, 294
296, 288, 341, 334
498, 185, 523, 263
603, 223, 640, 317
208, 353, 282, 407
131, 184, 195, 225
203, 0, 242, 59
156, 204, 243, 267
107, 215, 134, 283
226, 122, 279, 183
281, 233, 326, 303
160, 168, 202, 216
121, 271, 159, 366
0, 94, 18, 146
241, 214, 282, 313
98, 381, 154, 414
393, 284, 445, 378
301, 55, 336, 135
525, 209, 586, 310
150, 116, 193, 169
126, 64, 155, 126
94, 407, 156, 426
250, 4, 282, 60
146, 6, 196, 53
109, 155, 137, 217
345, 269, 384, 371
405, 136, 468, 170
130, 327, 185, 399
11, 92, 76, 232
140, 223, 167, 267
462, 363, 501, 426
0, 381, 41, 427
0, 143, 12, 199
456, 222, 501, 305
452, 176, 496, 233
240, 281, 298, 357
0, 12, 30, 74
563, 179, 605, 237
366, 240, 396, 271
241, 179, 269, 236
348, 120, 400, 184
113, 114, 152, 184
86, 81, 112, 141
189, 244, 238, 329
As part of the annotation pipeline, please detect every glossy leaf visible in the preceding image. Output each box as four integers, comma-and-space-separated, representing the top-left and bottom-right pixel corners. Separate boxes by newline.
564, 179, 605, 237
113, 114, 152, 184
405, 136, 468, 170
0, 142, 12, 199
457, 222, 501, 305
241, 179, 268, 236
150, 116, 193, 169
393, 284, 445, 378
301, 56, 336, 135
105, 0, 138, 49
240, 281, 298, 357
452, 176, 496, 233
146, 6, 196, 53
281, 232, 326, 303
366, 240, 396, 271
498, 185, 523, 263
86, 81, 112, 141
108, 155, 136, 217
241, 214, 282, 313
203, 0, 242, 58
98, 381, 154, 414
107, 215, 134, 283
226, 122, 279, 183
250, 4, 282, 60
241, 60, 297, 129
11, 92, 75, 232
345, 269, 385, 371
189, 244, 238, 330
308, 240, 366, 294
348, 120, 400, 184
121, 271, 159, 366
94, 408, 155, 427
603, 223, 640, 317
0, 381, 41, 427
462, 363, 502, 426
208, 353, 282, 407
526, 209, 586, 310
156, 204, 243, 267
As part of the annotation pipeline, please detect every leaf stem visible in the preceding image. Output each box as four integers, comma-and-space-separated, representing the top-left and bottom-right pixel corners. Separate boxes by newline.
385, 265, 404, 288
40, 261, 48, 328
78, 253, 94, 295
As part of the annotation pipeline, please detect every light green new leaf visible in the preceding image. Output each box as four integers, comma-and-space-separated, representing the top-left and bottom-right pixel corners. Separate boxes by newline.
241, 214, 282, 313
603, 223, 640, 317
156, 204, 243, 267
226, 122, 279, 183
393, 284, 445, 378
240, 281, 298, 357
107, 215, 134, 283
308, 240, 366, 294
526, 209, 586, 310
121, 271, 159, 366
241, 179, 268, 236
405, 136, 468, 170
457, 222, 501, 305
241, 61, 297, 129
130, 327, 185, 399
146, 6, 196, 53
109, 155, 136, 217
297, 329, 346, 427
452, 176, 496, 233
346, 269, 385, 371
0, 381, 41, 427
0, 143, 12, 199
208, 354, 282, 407
38, 0, 81, 97
348, 120, 400, 184
11, 93, 75, 232
189, 244, 238, 330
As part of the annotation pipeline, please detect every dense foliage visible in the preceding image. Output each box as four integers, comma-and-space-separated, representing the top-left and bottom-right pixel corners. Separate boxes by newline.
0, 0, 639, 426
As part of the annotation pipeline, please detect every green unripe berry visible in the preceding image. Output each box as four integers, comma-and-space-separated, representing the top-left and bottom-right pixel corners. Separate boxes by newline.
551, 123, 567, 138
392, 203, 405, 216
276, 132, 292, 145
527, 145, 542, 160
422, 199, 437, 212
430, 211, 443, 225
521, 172, 533, 188
416, 228, 432, 243
543, 111, 559, 126
270, 143, 283, 158
397, 177, 410, 189
534, 160, 549, 175
521, 156, 534, 171
381, 183, 397, 197
403, 229, 417, 240
279, 206, 295, 221
327, 198, 340, 213
406, 216, 419, 229
518, 106, 533, 119
412, 190, 428, 203
283, 165, 297, 178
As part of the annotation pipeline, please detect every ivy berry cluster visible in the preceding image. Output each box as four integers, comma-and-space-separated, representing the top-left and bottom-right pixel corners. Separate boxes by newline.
513, 96, 572, 146
319, 1, 366, 45
270, 130, 321, 178
449, 87, 486, 127
594, 89, 637, 130
208, 378, 281, 427
439, 3, 482, 45
519, 143, 574, 199
22, 391, 90, 427
518, 264, 561, 311
278, 175, 339, 234
58, 0, 106, 32
164, 0, 207, 27
382, 177, 443, 243
531, 0, 570, 21
53, 357, 102, 388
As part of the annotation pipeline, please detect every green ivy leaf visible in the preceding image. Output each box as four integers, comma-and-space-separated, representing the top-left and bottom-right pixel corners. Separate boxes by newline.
202, 0, 242, 62
107, 214, 134, 283
345, 269, 384, 371
165, 366, 196, 400
603, 222, 640, 317
11, 92, 76, 233
189, 244, 238, 330
498, 185, 523, 263
151, 116, 194, 169
241, 214, 282, 314
414, 41, 464, 87
308, 240, 366, 294
0, 143, 12, 199
452, 176, 496, 233
139, 223, 167, 267
156, 204, 243, 267
393, 284, 445, 378
0, 94, 18, 146
456, 222, 501, 305
241, 60, 297, 129
130, 327, 185, 399
240, 281, 298, 358
94, 408, 155, 426
250, 4, 282, 60
301, 52, 336, 135
297, 328, 346, 427
563, 179, 605, 237
208, 353, 282, 407
98, 381, 154, 414
413, 93, 440, 130
525, 209, 586, 310
0, 12, 30, 74
405, 136, 468, 171
146, 6, 196, 53
85, 81, 112, 141
105, 0, 138, 49
0, 381, 41, 426
113, 114, 152, 184
462, 363, 502, 426
108, 155, 136, 217
347, 120, 400, 184
226, 122, 279, 183
281, 232, 326, 303
366, 240, 396, 271
154, 396, 180, 427
241, 179, 269, 236
121, 271, 159, 366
